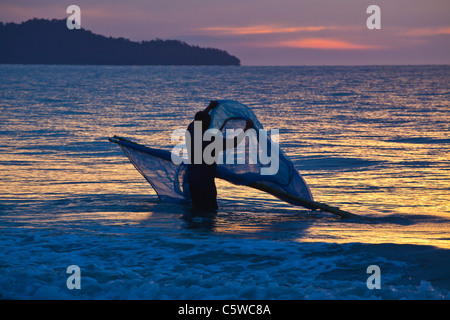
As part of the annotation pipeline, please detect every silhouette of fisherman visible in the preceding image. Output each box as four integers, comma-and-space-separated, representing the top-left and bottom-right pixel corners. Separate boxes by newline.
186, 101, 253, 213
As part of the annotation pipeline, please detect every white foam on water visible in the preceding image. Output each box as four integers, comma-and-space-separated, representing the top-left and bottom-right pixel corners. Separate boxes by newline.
0, 223, 448, 300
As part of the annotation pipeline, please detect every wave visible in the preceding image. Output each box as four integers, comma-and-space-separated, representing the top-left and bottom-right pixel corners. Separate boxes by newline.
0, 226, 448, 299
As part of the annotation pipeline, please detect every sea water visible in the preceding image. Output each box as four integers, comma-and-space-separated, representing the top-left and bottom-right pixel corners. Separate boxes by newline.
0, 65, 449, 299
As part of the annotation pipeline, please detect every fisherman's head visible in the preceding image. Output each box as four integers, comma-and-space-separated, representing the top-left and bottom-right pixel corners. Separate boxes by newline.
194, 111, 211, 132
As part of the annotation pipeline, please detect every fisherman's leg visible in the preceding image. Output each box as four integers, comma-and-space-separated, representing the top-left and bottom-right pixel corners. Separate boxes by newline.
187, 165, 218, 213
188, 181, 203, 209
201, 179, 218, 212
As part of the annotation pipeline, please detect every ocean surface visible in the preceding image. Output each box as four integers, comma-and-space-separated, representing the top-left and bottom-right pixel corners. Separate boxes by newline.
0, 65, 449, 299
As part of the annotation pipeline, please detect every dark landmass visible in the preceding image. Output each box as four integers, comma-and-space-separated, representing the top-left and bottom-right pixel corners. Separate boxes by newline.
0, 18, 240, 66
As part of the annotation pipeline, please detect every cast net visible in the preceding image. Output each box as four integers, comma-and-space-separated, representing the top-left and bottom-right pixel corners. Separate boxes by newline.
111, 100, 314, 208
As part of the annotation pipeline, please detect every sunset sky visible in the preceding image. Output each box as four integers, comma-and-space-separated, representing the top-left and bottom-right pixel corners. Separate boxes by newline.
1, 0, 449, 65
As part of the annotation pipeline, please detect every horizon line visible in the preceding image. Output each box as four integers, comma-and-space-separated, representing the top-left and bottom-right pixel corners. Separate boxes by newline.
1, 63, 449, 67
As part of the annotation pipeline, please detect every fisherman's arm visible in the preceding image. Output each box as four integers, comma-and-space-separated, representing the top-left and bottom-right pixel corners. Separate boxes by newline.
203, 100, 218, 113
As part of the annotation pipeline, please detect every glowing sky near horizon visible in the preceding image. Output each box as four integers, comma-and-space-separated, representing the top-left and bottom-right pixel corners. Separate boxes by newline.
1, 0, 449, 65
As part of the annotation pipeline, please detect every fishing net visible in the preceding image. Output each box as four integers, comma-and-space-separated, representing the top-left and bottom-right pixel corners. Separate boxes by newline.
111, 100, 314, 208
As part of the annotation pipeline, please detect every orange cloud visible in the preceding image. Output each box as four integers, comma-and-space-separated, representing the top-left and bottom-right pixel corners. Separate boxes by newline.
400, 27, 450, 37
200, 25, 335, 35
278, 38, 379, 50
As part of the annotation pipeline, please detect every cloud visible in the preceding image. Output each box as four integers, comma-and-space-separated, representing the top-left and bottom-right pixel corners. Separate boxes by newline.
197, 24, 384, 52
199, 25, 337, 35
276, 38, 380, 50
399, 27, 450, 37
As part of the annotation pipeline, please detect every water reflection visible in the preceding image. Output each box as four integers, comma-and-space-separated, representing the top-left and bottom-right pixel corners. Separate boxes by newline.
182, 213, 218, 231
1, 65, 449, 248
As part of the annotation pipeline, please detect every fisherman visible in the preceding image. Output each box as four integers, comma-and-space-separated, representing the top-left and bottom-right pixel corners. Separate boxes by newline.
186, 101, 253, 213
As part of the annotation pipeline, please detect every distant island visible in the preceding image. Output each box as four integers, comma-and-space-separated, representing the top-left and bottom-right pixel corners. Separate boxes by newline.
0, 18, 240, 66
